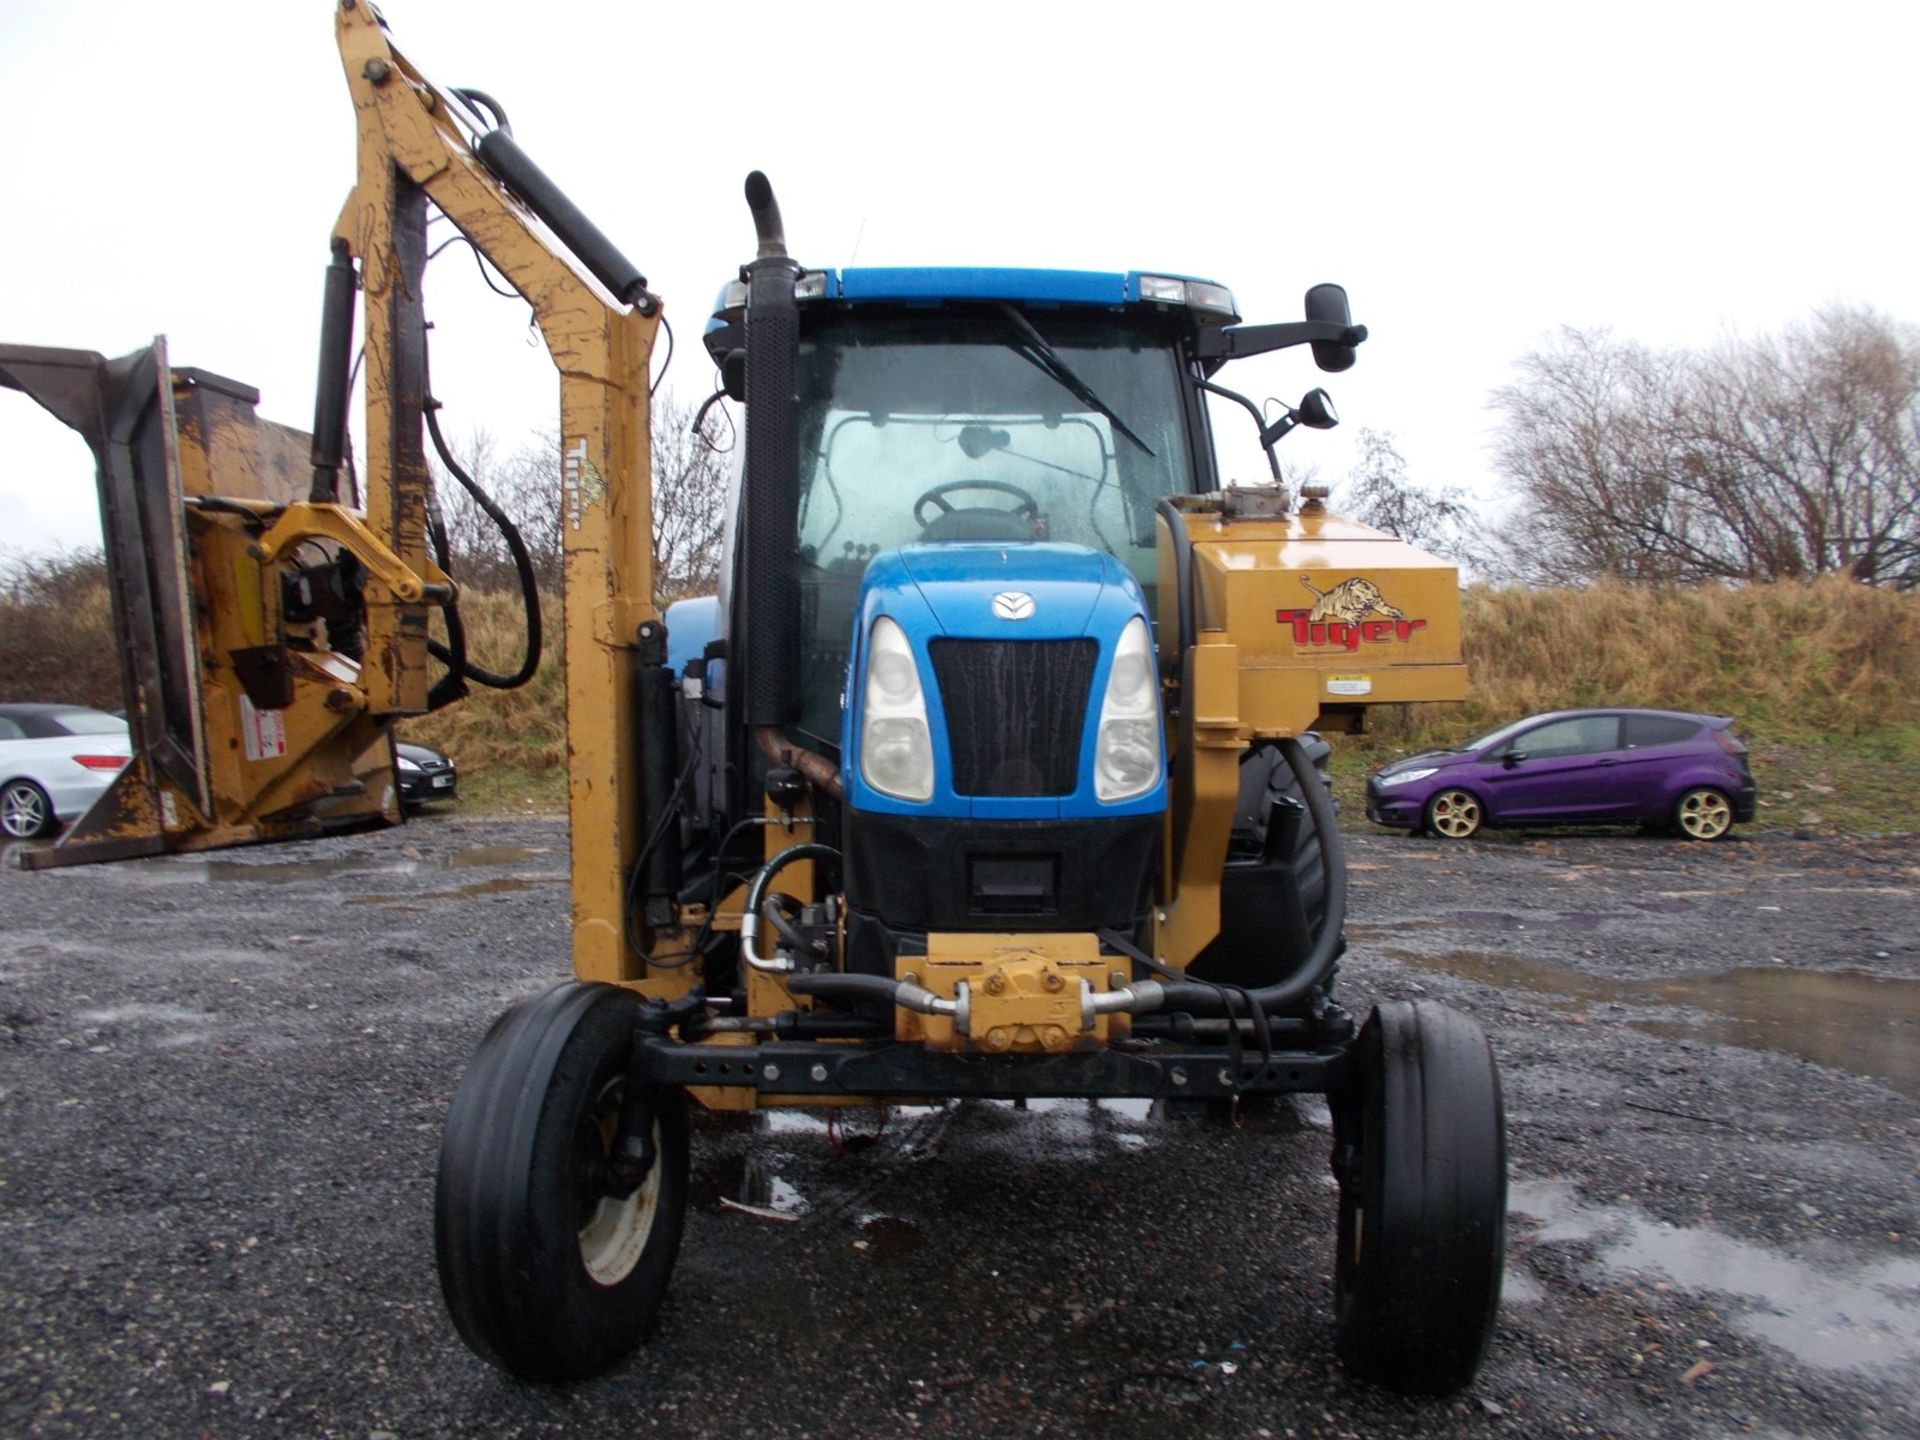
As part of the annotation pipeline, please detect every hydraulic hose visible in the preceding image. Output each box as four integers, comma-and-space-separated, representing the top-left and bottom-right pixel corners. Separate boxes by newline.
421, 393, 543, 689
1112, 736, 1348, 1018
740, 842, 841, 972
424, 495, 470, 710
783, 972, 957, 1018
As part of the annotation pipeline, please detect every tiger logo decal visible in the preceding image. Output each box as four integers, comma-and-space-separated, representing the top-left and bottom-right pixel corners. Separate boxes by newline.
1300, 575, 1406, 625
1277, 577, 1426, 651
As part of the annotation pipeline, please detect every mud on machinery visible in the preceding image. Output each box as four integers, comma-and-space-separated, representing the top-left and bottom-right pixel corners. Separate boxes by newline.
1, 2, 1505, 1395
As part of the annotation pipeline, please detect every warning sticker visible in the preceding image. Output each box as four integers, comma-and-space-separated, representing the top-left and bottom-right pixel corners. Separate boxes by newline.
1326, 675, 1373, 697
239, 695, 287, 761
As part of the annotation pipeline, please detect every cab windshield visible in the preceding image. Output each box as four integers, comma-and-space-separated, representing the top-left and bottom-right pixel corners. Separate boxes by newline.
789, 310, 1196, 743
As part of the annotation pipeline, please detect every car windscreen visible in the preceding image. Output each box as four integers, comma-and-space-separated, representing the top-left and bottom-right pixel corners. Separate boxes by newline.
1461, 718, 1532, 753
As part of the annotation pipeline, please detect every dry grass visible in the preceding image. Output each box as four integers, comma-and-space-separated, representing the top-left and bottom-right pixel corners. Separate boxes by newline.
1361, 576, 1920, 753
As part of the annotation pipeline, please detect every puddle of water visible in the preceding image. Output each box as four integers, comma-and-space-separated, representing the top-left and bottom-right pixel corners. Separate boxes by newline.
1512, 1178, 1920, 1373
1392, 949, 1920, 1097
857, 1214, 925, 1260
1632, 969, 1920, 1100
346, 876, 563, 905
442, 845, 549, 869
135, 857, 422, 884
737, 1154, 809, 1216
132, 845, 552, 886
692, 1151, 812, 1219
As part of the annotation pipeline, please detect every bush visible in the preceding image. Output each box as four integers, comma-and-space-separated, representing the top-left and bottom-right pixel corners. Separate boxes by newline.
0, 549, 120, 708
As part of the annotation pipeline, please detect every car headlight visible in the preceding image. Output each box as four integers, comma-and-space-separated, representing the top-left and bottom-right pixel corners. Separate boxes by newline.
1377, 767, 1437, 787
397, 755, 422, 773
1094, 617, 1163, 801
859, 616, 934, 802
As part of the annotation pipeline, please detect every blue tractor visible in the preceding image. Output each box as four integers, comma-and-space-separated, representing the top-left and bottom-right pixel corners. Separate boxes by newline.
436, 174, 1505, 1395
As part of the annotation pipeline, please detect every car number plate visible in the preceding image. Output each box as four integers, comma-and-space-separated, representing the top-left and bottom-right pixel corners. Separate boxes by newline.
433, 774, 454, 788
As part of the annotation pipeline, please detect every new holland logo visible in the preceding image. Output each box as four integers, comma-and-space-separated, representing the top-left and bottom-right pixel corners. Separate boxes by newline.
991, 591, 1036, 621
1277, 576, 1427, 652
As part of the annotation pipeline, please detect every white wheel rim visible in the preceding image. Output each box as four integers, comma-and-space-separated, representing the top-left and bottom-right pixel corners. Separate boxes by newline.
1679, 791, 1730, 839
578, 1081, 662, 1286
3, 785, 46, 837
1432, 791, 1479, 838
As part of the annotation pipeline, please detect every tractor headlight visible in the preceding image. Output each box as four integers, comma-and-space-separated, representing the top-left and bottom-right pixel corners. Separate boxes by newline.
1377, 767, 1437, 787
1094, 617, 1163, 801
859, 616, 934, 802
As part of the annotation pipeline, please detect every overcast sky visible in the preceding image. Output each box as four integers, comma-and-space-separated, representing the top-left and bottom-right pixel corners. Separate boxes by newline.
2, 0, 1915, 556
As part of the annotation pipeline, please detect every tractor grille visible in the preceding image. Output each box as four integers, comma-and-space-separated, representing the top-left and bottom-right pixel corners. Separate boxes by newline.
927, 639, 1097, 797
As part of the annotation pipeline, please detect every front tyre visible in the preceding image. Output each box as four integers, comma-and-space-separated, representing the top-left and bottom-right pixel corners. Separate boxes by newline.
1334, 1001, 1506, 1393
1673, 787, 1733, 840
435, 982, 689, 1381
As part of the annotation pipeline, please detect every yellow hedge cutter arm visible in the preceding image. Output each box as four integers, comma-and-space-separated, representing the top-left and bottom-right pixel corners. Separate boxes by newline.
2, 1, 666, 978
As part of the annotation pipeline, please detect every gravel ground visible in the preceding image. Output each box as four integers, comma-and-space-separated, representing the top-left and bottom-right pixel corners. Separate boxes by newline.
1, 815, 1916, 1439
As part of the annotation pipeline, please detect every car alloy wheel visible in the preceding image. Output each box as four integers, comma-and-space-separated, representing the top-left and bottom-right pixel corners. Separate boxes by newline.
1, 779, 54, 839
1425, 789, 1482, 840
1674, 787, 1733, 841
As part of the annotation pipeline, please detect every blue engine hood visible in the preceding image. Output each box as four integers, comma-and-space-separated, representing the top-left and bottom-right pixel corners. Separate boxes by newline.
889, 542, 1121, 638
844, 541, 1165, 821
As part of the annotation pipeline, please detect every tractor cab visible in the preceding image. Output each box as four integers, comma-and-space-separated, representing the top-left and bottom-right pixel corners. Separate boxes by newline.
702, 269, 1235, 748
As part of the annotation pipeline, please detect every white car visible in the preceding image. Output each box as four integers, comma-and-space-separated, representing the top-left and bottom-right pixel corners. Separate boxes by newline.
0, 704, 133, 839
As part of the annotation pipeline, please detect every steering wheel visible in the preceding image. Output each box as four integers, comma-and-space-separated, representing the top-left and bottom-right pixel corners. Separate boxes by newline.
912, 479, 1042, 528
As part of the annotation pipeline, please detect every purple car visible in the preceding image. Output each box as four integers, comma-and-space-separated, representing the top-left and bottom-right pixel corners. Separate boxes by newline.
1365, 708, 1757, 841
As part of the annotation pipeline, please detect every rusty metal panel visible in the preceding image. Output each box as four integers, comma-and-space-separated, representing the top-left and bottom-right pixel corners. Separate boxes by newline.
0, 341, 212, 822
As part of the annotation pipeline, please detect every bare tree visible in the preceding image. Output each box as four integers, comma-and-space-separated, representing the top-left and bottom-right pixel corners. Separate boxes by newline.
1492, 309, 1920, 588
1333, 428, 1487, 569
648, 394, 730, 602
428, 425, 565, 592
428, 393, 730, 604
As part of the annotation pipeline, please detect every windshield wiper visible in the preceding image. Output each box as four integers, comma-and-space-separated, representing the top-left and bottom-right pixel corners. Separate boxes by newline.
997, 304, 1154, 457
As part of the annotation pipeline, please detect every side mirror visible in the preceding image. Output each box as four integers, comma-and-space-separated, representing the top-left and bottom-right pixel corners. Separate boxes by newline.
1305, 284, 1358, 373
721, 348, 747, 402
1504, 749, 1528, 768
1298, 388, 1338, 430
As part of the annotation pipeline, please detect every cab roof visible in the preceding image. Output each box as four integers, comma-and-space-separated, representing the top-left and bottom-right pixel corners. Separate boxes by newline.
703, 267, 1240, 361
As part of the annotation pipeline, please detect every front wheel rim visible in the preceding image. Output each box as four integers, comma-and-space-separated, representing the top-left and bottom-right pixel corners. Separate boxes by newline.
1678, 790, 1731, 839
577, 1080, 662, 1286
1430, 791, 1480, 838
2, 785, 46, 837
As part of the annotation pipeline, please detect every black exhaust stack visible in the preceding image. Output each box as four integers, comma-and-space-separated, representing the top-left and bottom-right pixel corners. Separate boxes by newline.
736, 171, 805, 728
